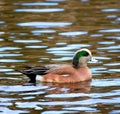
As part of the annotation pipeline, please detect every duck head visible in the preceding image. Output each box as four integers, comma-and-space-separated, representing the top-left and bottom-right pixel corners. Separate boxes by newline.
72, 48, 92, 68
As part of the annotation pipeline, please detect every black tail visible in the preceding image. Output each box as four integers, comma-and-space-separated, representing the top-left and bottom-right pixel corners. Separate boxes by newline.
20, 65, 49, 83
20, 70, 36, 83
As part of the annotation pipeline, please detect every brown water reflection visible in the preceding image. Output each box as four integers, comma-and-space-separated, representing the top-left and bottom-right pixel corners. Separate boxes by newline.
41, 81, 91, 94
0, 0, 120, 114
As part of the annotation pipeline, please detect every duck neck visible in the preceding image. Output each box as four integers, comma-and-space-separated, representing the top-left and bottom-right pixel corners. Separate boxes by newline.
72, 60, 87, 68
78, 63, 87, 68
72, 57, 88, 68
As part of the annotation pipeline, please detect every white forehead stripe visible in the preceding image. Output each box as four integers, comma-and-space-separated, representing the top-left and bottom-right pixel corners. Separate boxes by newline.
75, 48, 92, 56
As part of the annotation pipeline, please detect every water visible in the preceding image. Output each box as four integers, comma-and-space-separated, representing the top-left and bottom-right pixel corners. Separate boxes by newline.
0, 0, 120, 113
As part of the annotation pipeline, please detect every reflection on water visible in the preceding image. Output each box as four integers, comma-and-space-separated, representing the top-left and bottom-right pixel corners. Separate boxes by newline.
14, 8, 64, 13
17, 22, 72, 28
14, 2, 59, 6
59, 31, 88, 37
0, 0, 120, 113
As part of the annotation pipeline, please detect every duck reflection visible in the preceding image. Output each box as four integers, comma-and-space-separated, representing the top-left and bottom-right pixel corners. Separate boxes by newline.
37, 80, 91, 94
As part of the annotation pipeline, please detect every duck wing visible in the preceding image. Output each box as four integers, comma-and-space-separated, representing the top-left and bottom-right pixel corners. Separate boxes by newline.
20, 64, 71, 83
20, 64, 66, 76
20, 65, 49, 76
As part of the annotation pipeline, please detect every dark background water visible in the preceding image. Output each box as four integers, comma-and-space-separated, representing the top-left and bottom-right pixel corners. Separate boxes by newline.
0, 0, 120, 113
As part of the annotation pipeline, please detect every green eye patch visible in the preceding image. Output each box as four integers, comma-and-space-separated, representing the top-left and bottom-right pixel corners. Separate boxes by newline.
76, 51, 89, 60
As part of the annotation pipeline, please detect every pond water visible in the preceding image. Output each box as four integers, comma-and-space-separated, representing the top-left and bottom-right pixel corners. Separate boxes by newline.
0, 0, 120, 113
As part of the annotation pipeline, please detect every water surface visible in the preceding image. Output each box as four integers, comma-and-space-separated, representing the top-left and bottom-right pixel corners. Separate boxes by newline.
0, 0, 120, 113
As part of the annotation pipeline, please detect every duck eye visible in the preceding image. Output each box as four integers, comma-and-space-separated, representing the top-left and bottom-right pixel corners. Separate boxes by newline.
83, 52, 89, 56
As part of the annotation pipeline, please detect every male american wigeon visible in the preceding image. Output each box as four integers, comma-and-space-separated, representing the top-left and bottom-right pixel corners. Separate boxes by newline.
20, 48, 94, 83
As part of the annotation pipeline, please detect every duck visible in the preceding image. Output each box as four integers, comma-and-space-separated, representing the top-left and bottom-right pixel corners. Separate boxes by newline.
20, 48, 94, 83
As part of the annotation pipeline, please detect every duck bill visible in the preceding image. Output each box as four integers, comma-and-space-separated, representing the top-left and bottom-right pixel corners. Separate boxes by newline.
89, 57, 98, 63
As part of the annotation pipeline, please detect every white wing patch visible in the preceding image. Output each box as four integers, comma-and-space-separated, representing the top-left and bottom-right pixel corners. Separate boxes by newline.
36, 75, 44, 81
61, 74, 70, 77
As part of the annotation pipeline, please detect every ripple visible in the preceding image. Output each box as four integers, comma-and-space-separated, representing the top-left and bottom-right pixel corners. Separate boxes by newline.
56, 42, 67, 45
45, 93, 88, 98
97, 45, 120, 50
106, 36, 120, 40
58, 31, 88, 37
51, 57, 72, 61
0, 47, 21, 51
22, 96, 35, 100
25, 45, 48, 49
90, 34, 103, 37
37, 97, 120, 106
116, 17, 120, 21
89, 91, 120, 98
0, 59, 27, 63
99, 29, 120, 33
63, 106, 98, 112
106, 15, 117, 19
0, 98, 17, 102
0, 68, 14, 72
108, 50, 120, 52
0, 31, 5, 35
108, 69, 120, 73
0, 77, 21, 80
20, 91, 45, 95
4, 72, 22, 75
0, 38, 4, 41
98, 41, 115, 45
0, 85, 49, 92
104, 63, 120, 66
47, 44, 90, 57
42, 111, 77, 114
47, 44, 90, 51
13, 39, 42, 43
17, 22, 72, 28
91, 56, 111, 60
0, 103, 13, 106
0, 21, 5, 24
37, 101, 72, 106
0, 54, 23, 57
14, 2, 58, 6
81, 0, 89, 2
117, 16, 120, 21
47, 50, 73, 56
110, 110, 120, 114
92, 78, 120, 87
91, 67, 108, 74
16, 102, 43, 109
14, 8, 64, 13
102, 8, 120, 12
46, 0, 65, 2
31, 29, 56, 35
0, 107, 29, 114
